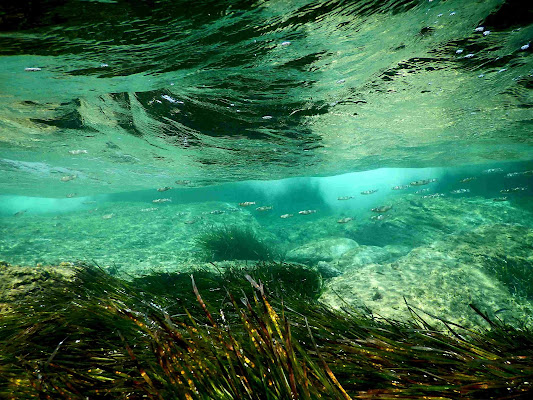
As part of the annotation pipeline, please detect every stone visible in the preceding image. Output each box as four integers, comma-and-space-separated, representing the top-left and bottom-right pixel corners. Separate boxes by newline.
320, 224, 533, 330
286, 237, 359, 264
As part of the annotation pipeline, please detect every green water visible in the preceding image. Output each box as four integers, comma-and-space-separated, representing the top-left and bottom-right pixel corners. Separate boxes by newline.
1, 0, 532, 328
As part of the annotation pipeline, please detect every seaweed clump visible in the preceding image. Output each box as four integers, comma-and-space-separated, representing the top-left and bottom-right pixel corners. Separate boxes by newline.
196, 225, 279, 261
0, 261, 532, 399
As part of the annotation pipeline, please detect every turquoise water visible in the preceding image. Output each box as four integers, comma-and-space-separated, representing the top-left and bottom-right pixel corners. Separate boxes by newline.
0, 0, 532, 328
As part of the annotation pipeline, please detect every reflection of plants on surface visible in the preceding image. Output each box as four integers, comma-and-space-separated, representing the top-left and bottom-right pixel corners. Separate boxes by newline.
1, 262, 533, 399
196, 225, 279, 261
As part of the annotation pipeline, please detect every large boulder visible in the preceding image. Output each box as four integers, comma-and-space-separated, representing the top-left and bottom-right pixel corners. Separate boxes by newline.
320, 224, 533, 330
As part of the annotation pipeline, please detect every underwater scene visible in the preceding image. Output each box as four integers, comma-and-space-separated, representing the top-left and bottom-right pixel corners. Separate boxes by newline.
1, 0, 533, 398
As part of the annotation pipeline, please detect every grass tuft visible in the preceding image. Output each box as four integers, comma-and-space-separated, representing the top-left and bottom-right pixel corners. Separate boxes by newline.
196, 225, 279, 261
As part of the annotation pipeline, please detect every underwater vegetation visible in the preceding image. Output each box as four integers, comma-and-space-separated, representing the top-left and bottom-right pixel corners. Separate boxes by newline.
196, 225, 280, 262
0, 262, 532, 399
484, 254, 533, 301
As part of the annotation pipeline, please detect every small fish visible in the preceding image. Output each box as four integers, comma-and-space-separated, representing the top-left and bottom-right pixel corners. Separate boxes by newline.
157, 186, 172, 192
280, 214, 293, 219
176, 211, 189, 216
24, 67, 41, 72
451, 189, 470, 194
175, 180, 191, 185
415, 188, 430, 194
371, 205, 392, 213
140, 207, 158, 212
66, 193, 77, 198
371, 214, 386, 221
337, 196, 354, 200
506, 171, 533, 178
493, 197, 508, 202
69, 150, 87, 155
298, 210, 317, 215
505, 172, 521, 178
102, 213, 114, 220
500, 187, 527, 193
422, 193, 445, 199
337, 217, 353, 224
256, 206, 273, 211
161, 95, 184, 104
210, 210, 225, 215
14, 210, 27, 217
153, 198, 172, 203
410, 179, 436, 186
392, 185, 409, 190
239, 201, 256, 207
184, 219, 197, 224
61, 175, 77, 182
361, 189, 378, 195
459, 177, 476, 183
482, 168, 503, 174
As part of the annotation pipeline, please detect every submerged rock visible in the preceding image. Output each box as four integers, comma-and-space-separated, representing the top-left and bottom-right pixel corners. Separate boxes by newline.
0, 261, 78, 312
286, 237, 359, 264
332, 244, 410, 273
320, 224, 533, 329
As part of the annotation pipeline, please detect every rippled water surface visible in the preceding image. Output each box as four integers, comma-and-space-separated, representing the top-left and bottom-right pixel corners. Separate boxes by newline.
1, 0, 532, 196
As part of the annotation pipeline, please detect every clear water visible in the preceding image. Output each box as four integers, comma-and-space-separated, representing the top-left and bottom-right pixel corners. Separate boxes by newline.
0, 0, 532, 327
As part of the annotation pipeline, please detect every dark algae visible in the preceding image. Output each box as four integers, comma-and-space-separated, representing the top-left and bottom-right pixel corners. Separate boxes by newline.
0, 262, 532, 399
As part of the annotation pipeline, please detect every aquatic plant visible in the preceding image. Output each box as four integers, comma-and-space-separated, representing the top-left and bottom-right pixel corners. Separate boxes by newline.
485, 254, 533, 301
133, 262, 323, 311
0, 262, 532, 399
196, 225, 279, 261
